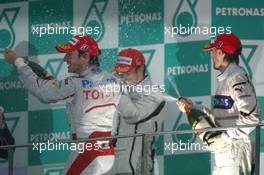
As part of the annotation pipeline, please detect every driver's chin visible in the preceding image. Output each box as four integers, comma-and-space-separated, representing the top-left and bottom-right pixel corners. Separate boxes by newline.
213, 63, 220, 70
125, 79, 137, 85
68, 66, 75, 73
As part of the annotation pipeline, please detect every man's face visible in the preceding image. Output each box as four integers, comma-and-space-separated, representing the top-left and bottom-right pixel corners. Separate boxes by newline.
123, 69, 138, 84
211, 48, 225, 70
64, 50, 86, 73
118, 67, 143, 85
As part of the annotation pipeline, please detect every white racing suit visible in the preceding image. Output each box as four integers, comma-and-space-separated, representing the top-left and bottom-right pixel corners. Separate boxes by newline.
203, 63, 260, 175
14, 58, 120, 175
113, 76, 165, 175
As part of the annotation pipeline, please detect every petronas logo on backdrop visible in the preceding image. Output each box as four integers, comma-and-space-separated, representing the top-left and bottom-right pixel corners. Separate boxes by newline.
240, 45, 257, 80
0, 8, 20, 53
82, 0, 108, 42
172, 0, 198, 37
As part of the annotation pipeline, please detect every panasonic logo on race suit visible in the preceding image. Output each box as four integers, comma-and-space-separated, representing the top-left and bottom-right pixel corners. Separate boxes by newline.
82, 78, 117, 100
216, 7, 264, 16
81, 78, 116, 88
120, 12, 162, 25
214, 95, 234, 109
167, 64, 209, 75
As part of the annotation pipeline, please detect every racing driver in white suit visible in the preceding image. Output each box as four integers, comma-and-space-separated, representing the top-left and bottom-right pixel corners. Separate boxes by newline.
177, 33, 260, 175
4, 35, 120, 175
112, 48, 165, 175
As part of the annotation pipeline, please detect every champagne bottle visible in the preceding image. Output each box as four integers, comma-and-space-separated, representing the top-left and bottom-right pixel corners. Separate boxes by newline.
178, 97, 216, 141
22, 58, 70, 105
186, 108, 216, 140
23, 58, 53, 80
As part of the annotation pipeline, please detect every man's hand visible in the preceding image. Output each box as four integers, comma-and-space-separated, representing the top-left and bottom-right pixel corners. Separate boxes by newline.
176, 97, 194, 113
4, 48, 19, 64
206, 135, 226, 151
203, 131, 226, 151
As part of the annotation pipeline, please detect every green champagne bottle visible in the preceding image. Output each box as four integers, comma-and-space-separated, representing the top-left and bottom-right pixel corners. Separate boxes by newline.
179, 97, 216, 141
23, 58, 53, 80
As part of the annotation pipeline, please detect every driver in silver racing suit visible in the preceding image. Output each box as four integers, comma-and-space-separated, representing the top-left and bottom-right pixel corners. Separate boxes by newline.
112, 48, 165, 175
177, 33, 260, 175
4, 35, 120, 175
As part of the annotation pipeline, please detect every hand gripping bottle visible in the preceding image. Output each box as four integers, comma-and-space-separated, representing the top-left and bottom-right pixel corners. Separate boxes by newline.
177, 97, 216, 141
23, 59, 71, 104
24, 59, 53, 80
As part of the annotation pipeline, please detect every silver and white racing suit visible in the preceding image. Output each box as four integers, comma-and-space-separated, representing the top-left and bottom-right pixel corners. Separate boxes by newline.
113, 76, 165, 175
208, 63, 260, 175
14, 57, 120, 175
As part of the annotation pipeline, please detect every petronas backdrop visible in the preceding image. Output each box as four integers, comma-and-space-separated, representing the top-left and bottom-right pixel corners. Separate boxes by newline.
0, 0, 263, 174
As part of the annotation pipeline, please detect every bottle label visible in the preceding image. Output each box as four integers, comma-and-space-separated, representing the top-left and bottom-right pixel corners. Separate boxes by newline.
194, 118, 212, 129
193, 118, 213, 140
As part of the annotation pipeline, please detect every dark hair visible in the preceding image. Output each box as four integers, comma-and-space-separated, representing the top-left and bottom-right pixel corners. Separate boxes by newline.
143, 65, 146, 75
78, 50, 101, 66
224, 53, 240, 65
223, 45, 241, 65
90, 56, 100, 66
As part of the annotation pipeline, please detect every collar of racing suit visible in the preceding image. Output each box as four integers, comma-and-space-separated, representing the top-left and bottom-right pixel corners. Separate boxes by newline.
79, 65, 102, 77
217, 63, 236, 82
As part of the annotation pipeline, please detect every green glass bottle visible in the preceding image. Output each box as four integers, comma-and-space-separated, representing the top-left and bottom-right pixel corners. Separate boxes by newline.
23, 58, 53, 80
179, 97, 215, 141
187, 108, 213, 139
